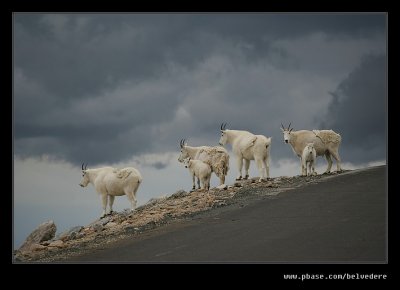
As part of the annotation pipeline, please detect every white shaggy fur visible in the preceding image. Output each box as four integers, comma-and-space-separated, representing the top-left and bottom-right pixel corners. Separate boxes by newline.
79, 166, 142, 217
178, 141, 229, 186
281, 124, 342, 175
219, 128, 271, 182
183, 158, 212, 190
302, 143, 317, 176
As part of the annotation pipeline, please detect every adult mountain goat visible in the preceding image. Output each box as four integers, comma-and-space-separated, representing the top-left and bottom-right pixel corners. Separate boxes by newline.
178, 139, 230, 186
218, 123, 271, 182
281, 123, 342, 175
79, 163, 143, 218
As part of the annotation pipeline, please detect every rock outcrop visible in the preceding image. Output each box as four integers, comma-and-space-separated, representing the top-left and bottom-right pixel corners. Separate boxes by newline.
18, 220, 56, 253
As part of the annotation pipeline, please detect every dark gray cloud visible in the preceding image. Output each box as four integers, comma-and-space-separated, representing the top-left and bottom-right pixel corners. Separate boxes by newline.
320, 54, 386, 163
151, 162, 168, 170
14, 13, 386, 166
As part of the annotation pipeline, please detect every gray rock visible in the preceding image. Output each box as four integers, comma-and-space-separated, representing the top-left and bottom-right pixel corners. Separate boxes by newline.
169, 190, 188, 199
124, 226, 137, 234
213, 201, 227, 208
264, 182, 278, 188
92, 223, 104, 232
89, 216, 112, 229
75, 232, 85, 239
100, 216, 112, 225
48, 240, 65, 248
29, 243, 47, 252
104, 222, 117, 228
120, 209, 133, 216
57, 226, 83, 241
19, 220, 56, 252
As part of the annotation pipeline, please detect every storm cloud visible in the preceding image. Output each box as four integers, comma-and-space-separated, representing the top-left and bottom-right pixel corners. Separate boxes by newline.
321, 54, 386, 163
14, 13, 386, 166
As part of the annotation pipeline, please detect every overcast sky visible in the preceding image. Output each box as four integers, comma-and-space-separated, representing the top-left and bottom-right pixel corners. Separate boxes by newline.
13, 13, 386, 248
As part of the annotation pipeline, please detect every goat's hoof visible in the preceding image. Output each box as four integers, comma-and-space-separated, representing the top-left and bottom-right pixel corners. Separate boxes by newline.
243, 175, 249, 180
235, 176, 242, 181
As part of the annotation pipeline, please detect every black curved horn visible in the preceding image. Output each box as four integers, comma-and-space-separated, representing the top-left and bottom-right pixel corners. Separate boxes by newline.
81, 163, 84, 171
220, 123, 224, 130
180, 139, 183, 148
281, 122, 285, 130
84, 163, 87, 170
288, 122, 292, 130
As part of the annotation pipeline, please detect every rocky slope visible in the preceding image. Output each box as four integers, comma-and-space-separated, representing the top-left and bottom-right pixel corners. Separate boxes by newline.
14, 171, 346, 262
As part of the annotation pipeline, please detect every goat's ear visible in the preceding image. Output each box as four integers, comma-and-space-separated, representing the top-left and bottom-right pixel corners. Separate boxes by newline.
280, 128, 284, 132
289, 128, 293, 133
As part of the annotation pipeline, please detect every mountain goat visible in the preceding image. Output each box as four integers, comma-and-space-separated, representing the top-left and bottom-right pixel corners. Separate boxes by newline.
79, 163, 143, 218
178, 139, 229, 186
302, 143, 317, 176
183, 158, 212, 190
218, 123, 271, 182
281, 123, 342, 175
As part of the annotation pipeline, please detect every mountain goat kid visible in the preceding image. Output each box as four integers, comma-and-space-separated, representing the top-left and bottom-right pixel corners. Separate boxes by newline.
183, 158, 212, 191
281, 123, 342, 175
79, 163, 143, 218
178, 139, 229, 186
302, 143, 317, 176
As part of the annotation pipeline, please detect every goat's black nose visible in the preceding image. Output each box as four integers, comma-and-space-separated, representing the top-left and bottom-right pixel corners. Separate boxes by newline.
285, 140, 288, 143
